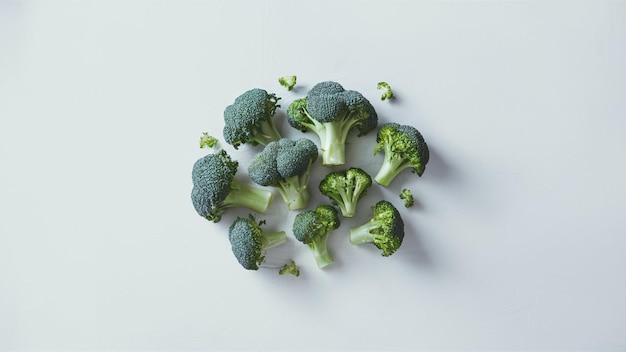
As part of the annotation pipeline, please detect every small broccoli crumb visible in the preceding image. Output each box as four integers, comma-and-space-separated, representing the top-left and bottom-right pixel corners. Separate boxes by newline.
199, 132, 218, 149
400, 188, 414, 208
377, 82, 395, 101
279, 260, 300, 277
278, 75, 297, 91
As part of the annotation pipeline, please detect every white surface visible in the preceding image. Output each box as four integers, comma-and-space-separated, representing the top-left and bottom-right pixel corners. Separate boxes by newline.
1, 0, 626, 350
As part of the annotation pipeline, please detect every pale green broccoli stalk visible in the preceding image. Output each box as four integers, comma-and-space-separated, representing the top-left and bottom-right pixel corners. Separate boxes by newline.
400, 188, 414, 208
292, 205, 340, 268
319, 167, 372, 217
278, 75, 297, 91
228, 215, 287, 270
279, 260, 300, 276
349, 200, 405, 256
199, 132, 218, 149
191, 150, 274, 222
286, 81, 378, 166
248, 138, 318, 211
223, 88, 282, 149
377, 82, 395, 101
373, 122, 430, 187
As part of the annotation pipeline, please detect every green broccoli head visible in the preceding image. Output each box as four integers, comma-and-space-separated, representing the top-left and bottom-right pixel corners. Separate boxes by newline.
377, 82, 395, 101
286, 81, 378, 165
191, 150, 274, 222
248, 138, 318, 211
349, 200, 405, 256
223, 88, 282, 149
292, 205, 340, 268
319, 167, 372, 217
228, 215, 287, 270
373, 122, 430, 187
400, 188, 414, 208
278, 75, 297, 91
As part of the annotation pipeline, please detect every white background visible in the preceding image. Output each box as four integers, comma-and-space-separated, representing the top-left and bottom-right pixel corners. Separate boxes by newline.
1, 0, 625, 350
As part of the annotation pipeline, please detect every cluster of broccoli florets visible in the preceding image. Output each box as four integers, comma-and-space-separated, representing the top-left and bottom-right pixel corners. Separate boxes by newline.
191, 79, 430, 274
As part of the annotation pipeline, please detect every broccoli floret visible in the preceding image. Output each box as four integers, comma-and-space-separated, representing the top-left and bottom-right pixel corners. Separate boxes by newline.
319, 167, 372, 217
373, 122, 429, 187
286, 81, 378, 166
292, 205, 340, 268
248, 138, 318, 211
377, 82, 395, 101
400, 188, 414, 208
278, 75, 297, 91
191, 150, 274, 222
228, 215, 287, 270
279, 260, 300, 276
199, 132, 218, 149
349, 200, 405, 256
223, 88, 282, 149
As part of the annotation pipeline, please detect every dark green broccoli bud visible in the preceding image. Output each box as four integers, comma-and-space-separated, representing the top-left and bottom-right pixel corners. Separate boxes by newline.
278, 75, 297, 91
377, 82, 395, 101
373, 122, 429, 187
228, 215, 287, 270
191, 150, 274, 222
279, 260, 300, 276
248, 138, 318, 211
286, 81, 378, 166
349, 200, 405, 256
400, 188, 414, 208
292, 205, 340, 268
223, 88, 282, 149
199, 132, 218, 149
319, 167, 372, 217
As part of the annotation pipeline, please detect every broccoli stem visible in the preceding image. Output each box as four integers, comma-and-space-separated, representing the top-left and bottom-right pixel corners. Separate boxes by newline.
276, 175, 310, 211
320, 121, 345, 166
374, 154, 411, 187
261, 230, 288, 250
349, 220, 380, 245
252, 119, 282, 146
308, 235, 333, 268
224, 179, 274, 213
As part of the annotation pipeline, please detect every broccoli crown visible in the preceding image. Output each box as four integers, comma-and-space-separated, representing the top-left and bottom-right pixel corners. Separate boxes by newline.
319, 167, 373, 217
223, 88, 282, 149
228, 215, 287, 270
248, 138, 318, 210
191, 150, 238, 219
400, 188, 414, 208
293, 205, 340, 244
373, 122, 430, 186
292, 205, 340, 268
349, 200, 405, 256
191, 150, 273, 222
285, 81, 378, 166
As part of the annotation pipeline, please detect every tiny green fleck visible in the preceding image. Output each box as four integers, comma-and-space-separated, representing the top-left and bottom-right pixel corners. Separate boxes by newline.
278, 75, 297, 91
199, 132, 218, 149
279, 260, 300, 277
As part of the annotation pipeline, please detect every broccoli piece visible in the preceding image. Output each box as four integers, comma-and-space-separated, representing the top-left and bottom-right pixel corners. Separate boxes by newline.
199, 132, 218, 149
279, 260, 300, 277
191, 150, 274, 222
278, 75, 297, 91
292, 205, 340, 268
223, 88, 282, 149
377, 81, 395, 101
319, 167, 372, 218
400, 188, 414, 208
373, 122, 430, 187
286, 81, 378, 166
248, 138, 318, 211
228, 215, 287, 270
349, 200, 405, 256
